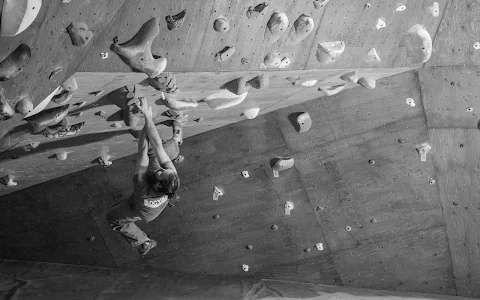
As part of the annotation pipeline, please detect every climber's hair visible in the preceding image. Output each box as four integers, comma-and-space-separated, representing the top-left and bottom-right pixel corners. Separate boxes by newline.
145, 170, 180, 200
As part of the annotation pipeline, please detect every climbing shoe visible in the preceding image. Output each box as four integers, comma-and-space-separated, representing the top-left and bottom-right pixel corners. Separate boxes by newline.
138, 239, 157, 255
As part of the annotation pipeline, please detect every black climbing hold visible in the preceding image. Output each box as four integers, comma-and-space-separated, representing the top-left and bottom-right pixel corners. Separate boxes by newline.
0, 43, 31, 81
165, 9, 186, 31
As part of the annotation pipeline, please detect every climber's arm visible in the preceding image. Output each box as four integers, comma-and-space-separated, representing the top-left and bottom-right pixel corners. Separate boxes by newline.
133, 125, 149, 190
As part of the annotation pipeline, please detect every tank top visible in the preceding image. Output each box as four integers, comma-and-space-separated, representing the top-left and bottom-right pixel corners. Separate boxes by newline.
131, 185, 169, 222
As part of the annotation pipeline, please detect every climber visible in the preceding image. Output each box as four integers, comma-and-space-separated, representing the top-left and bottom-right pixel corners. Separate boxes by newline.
106, 97, 181, 255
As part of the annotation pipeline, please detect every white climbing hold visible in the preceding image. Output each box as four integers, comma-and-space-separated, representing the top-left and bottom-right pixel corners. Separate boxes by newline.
161, 92, 198, 110
285, 201, 294, 215
315, 243, 324, 251
301, 80, 317, 87
316, 41, 345, 64
474, 42, 480, 50
244, 107, 260, 119
242, 264, 249, 272
405, 24, 432, 64
467, 107, 473, 112
213, 16, 230, 33
319, 84, 346, 96
101, 52, 109, 59
265, 12, 289, 44
346, 226, 352, 231
415, 142, 432, 162
426, 2, 439, 17
16, 98, 33, 114
296, 112, 312, 133
62, 77, 78, 92
30, 141, 39, 149
286, 14, 314, 46
242, 171, 249, 178
98, 146, 112, 167
203, 90, 248, 110
56, 150, 72, 161
396, 4, 406, 11
1, 0, 42, 36
278, 57, 291, 69
213, 186, 224, 200
0, 174, 17, 187
364, 48, 381, 63
340, 71, 358, 83
429, 179, 436, 185
376, 18, 386, 29
406, 98, 416, 107
264, 52, 283, 68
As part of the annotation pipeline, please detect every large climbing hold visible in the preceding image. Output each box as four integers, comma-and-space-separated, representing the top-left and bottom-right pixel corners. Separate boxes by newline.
426, 2, 439, 17
272, 157, 294, 177
405, 24, 432, 64
213, 16, 230, 32
264, 51, 283, 68
340, 70, 358, 83
244, 107, 260, 119
62, 76, 78, 92
203, 90, 248, 110
1, 0, 42, 36
364, 48, 381, 63
357, 77, 376, 89
110, 18, 167, 78
319, 83, 346, 96
148, 72, 179, 93
0, 89, 14, 120
286, 14, 314, 46
67, 22, 93, 47
296, 112, 312, 133
0, 44, 31, 81
223, 76, 249, 95
165, 9, 186, 31
246, 74, 269, 90
0, 175, 17, 187
215, 46, 235, 62
265, 12, 289, 44
16, 97, 33, 114
25, 104, 69, 133
246, 2, 268, 18
316, 41, 345, 64
160, 92, 198, 111
52, 89, 74, 105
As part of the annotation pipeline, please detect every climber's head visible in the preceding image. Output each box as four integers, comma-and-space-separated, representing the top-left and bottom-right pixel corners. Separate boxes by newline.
147, 169, 180, 199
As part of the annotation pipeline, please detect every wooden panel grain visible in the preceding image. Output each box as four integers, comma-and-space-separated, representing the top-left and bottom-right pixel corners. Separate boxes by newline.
333, 226, 456, 296
430, 128, 480, 298
419, 66, 480, 128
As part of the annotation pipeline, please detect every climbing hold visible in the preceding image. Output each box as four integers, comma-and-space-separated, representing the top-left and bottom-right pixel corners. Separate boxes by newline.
15, 97, 33, 114
213, 16, 229, 32
396, 4, 406, 11
243, 107, 260, 120
285, 201, 294, 215
304, 248, 311, 253
405, 24, 432, 64
265, 12, 289, 44
315, 243, 324, 251
241, 57, 250, 65
340, 70, 358, 83
213, 186, 224, 200
160, 92, 198, 111
272, 157, 294, 177
111, 122, 122, 128
316, 41, 345, 64
365, 3, 371, 8
264, 52, 282, 68
49, 67, 62, 80
429, 179, 436, 185
241, 171, 249, 178
357, 77, 376, 89
246, 245, 253, 250
319, 84, 346, 96
0, 89, 15, 120
1, 0, 41, 36
406, 98, 415, 107
246, 74, 269, 90
55, 150, 71, 161
44, 121, 84, 138
214, 46, 235, 62
296, 112, 312, 133
368, 159, 375, 165
67, 22, 93, 47
279, 57, 291, 69
73, 101, 86, 108
203, 90, 248, 110
370, 218, 377, 223
313, 0, 330, 9
213, 214, 220, 219
242, 264, 249, 272
88, 236, 95, 242
286, 14, 314, 46
90, 90, 104, 97
62, 77, 78, 92
25, 104, 69, 133
71, 112, 82, 118
376, 18, 386, 30
364, 48, 381, 63
346, 226, 352, 231
98, 151, 112, 167
474, 42, 480, 50
101, 52, 108, 59
0, 43, 31, 81
301, 80, 317, 87
467, 107, 473, 112
165, 9, 186, 31
246, 2, 268, 18
194, 117, 204, 122
415, 142, 432, 162
0, 175, 17, 187
426, 2, 439, 17
271, 224, 278, 230
62, 0, 71, 3
52, 90, 74, 105
148, 73, 179, 93
111, 18, 167, 78
95, 110, 107, 118
398, 139, 404, 144
316, 206, 324, 211
173, 155, 184, 163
